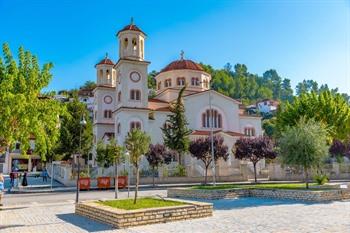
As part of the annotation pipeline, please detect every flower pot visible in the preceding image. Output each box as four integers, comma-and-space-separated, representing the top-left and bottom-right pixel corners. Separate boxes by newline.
116, 176, 128, 189
97, 177, 111, 189
79, 177, 90, 190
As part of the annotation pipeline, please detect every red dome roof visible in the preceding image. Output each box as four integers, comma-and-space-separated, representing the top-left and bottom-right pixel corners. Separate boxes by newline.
160, 59, 204, 73
117, 24, 145, 35
96, 57, 114, 66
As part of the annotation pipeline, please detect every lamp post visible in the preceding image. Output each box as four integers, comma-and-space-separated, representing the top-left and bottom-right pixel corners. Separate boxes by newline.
75, 115, 87, 204
200, 78, 216, 186
208, 89, 216, 186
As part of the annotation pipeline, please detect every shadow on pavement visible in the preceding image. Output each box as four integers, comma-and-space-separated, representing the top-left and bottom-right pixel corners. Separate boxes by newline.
0, 206, 28, 211
0, 224, 26, 230
56, 213, 114, 232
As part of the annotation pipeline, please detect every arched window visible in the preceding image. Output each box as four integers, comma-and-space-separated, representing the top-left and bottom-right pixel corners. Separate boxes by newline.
118, 91, 121, 102
132, 38, 137, 48
117, 123, 121, 134
130, 89, 141, 100
124, 38, 128, 48
140, 40, 144, 58
244, 127, 255, 137
130, 121, 141, 131
165, 79, 172, 88
104, 110, 112, 119
177, 77, 185, 86
157, 82, 162, 90
203, 79, 209, 88
191, 77, 199, 86
201, 109, 222, 128
99, 69, 103, 79
106, 69, 110, 80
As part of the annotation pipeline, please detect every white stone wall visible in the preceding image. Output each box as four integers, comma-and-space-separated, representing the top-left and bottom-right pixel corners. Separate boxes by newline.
238, 116, 263, 136
183, 91, 240, 132
115, 60, 149, 109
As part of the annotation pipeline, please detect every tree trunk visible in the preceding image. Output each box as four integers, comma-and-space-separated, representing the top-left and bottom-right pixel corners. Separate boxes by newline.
134, 165, 139, 204
304, 167, 309, 189
153, 167, 156, 188
204, 166, 208, 185
178, 151, 182, 165
253, 162, 257, 184
115, 160, 118, 199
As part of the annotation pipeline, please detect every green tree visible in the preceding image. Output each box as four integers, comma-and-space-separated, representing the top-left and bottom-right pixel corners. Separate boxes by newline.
278, 118, 329, 188
0, 43, 63, 161
147, 70, 157, 89
280, 79, 294, 102
80, 80, 96, 90
296, 79, 319, 96
276, 91, 350, 140
263, 69, 282, 100
262, 117, 276, 137
125, 129, 151, 204
96, 140, 125, 198
161, 86, 192, 165
107, 140, 125, 199
55, 98, 92, 160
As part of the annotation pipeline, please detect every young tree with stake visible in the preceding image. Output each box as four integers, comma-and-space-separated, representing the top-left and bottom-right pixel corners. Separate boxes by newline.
125, 129, 151, 204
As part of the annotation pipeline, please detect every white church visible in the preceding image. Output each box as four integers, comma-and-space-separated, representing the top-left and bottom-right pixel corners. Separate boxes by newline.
93, 20, 263, 178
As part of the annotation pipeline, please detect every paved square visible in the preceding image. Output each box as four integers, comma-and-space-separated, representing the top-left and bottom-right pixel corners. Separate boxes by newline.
1, 198, 350, 233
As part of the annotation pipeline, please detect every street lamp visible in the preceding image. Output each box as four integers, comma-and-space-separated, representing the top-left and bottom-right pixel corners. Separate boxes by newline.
208, 89, 216, 186
199, 78, 216, 186
76, 115, 87, 204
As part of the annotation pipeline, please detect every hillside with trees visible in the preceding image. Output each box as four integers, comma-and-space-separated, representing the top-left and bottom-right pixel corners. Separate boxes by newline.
148, 62, 349, 105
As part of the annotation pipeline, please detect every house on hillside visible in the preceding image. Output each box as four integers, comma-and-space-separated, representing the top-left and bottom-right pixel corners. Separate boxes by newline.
256, 99, 279, 114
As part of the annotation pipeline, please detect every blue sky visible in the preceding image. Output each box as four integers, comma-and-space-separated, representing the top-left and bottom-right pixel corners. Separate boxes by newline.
0, 0, 349, 94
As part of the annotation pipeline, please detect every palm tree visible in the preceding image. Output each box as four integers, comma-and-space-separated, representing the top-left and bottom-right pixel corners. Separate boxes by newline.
125, 129, 151, 204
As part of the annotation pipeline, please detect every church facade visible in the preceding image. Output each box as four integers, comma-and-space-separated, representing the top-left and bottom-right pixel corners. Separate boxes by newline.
93, 21, 263, 177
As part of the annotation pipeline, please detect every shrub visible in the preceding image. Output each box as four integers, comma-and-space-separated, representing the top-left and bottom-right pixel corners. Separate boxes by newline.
314, 174, 329, 185
171, 164, 186, 177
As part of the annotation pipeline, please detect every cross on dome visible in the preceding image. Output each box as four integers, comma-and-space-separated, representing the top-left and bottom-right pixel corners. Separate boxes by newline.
180, 50, 184, 60
130, 17, 134, 25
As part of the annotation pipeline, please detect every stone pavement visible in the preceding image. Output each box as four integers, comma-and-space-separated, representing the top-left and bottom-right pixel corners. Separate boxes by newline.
1, 198, 350, 233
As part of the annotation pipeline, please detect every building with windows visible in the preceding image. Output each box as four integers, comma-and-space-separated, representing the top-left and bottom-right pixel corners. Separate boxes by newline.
93, 20, 263, 177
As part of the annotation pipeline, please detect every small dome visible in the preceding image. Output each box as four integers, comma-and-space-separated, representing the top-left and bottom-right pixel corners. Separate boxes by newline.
96, 57, 114, 66
117, 18, 145, 36
160, 59, 204, 73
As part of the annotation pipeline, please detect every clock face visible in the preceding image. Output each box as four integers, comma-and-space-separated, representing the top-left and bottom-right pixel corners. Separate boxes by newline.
130, 71, 141, 82
104, 95, 112, 104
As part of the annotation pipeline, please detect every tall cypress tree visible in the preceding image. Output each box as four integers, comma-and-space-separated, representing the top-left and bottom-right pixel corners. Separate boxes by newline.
161, 86, 192, 165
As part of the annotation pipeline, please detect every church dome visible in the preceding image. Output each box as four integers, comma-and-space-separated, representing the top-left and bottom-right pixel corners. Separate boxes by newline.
96, 57, 114, 66
160, 59, 204, 73
117, 18, 145, 36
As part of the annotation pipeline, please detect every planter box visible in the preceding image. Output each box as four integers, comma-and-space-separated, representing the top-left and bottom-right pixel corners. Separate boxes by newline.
75, 198, 213, 228
167, 187, 350, 202
117, 176, 127, 189
97, 177, 110, 189
79, 178, 90, 190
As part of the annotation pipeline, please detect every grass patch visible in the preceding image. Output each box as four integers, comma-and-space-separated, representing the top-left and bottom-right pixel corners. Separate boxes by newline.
97, 197, 186, 210
192, 183, 324, 190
